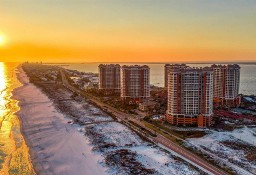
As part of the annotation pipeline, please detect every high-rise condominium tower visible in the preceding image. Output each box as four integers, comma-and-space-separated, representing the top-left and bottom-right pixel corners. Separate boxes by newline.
166, 65, 213, 127
211, 64, 240, 106
164, 64, 187, 88
121, 65, 150, 102
98, 64, 120, 92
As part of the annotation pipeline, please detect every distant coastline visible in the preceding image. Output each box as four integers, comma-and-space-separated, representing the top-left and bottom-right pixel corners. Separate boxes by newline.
43, 61, 256, 65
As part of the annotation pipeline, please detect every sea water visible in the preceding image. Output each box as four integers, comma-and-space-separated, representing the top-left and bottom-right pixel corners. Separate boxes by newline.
0, 62, 35, 175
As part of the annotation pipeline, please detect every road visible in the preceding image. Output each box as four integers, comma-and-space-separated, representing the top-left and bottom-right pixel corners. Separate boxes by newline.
60, 69, 227, 175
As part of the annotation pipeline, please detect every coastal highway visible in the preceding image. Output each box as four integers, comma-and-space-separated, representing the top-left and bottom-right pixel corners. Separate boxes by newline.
129, 118, 227, 175
60, 69, 227, 175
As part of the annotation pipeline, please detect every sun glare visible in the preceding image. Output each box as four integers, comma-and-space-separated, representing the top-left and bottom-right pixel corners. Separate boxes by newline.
0, 35, 5, 45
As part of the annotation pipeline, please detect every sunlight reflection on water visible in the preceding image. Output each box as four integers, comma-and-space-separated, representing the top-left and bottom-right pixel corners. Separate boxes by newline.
0, 62, 35, 175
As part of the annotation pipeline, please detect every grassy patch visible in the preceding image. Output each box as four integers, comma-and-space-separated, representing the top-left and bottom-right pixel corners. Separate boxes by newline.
142, 121, 178, 142
145, 120, 207, 139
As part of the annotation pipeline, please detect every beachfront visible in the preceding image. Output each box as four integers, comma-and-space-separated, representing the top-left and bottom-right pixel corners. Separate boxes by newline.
13, 64, 204, 174
7, 63, 256, 175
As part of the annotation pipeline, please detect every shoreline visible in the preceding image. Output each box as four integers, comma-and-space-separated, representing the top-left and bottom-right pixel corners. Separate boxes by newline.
13, 65, 37, 175
0, 63, 35, 175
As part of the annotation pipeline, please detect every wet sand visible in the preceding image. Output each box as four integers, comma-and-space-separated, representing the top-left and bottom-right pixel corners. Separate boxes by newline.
0, 63, 35, 175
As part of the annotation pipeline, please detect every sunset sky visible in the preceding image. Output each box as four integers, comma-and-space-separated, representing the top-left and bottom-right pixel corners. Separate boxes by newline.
0, 0, 256, 63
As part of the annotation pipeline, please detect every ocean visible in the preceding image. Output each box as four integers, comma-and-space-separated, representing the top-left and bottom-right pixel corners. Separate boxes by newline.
53, 63, 256, 95
0, 62, 34, 175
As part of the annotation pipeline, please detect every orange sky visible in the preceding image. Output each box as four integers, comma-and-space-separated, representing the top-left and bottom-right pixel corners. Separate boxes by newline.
1, 1, 256, 63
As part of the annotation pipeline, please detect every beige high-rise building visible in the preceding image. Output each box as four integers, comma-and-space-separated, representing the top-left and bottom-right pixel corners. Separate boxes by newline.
98, 64, 120, 92
166, 65, 213, 127
164, 64, 187, 88
211, 64, 240, 106
121, 65, 150, 102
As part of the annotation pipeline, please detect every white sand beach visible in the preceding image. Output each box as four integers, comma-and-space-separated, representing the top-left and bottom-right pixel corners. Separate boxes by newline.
13, 66, 108, 175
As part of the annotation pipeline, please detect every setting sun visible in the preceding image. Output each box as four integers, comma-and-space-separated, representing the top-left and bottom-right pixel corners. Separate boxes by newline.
0, 35, 5, 46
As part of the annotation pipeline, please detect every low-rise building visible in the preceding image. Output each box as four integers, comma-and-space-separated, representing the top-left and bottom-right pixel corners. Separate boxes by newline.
139, 100, 158, 112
